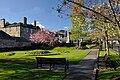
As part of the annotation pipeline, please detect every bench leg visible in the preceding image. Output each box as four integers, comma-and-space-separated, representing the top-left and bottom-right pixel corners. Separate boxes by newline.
65, 65, 67, 72
37, 63, 38, 68
50, 63, 52, 70
97, 64, 99, 69
52, 64, 55, 68
67, 64, 69, 69
105, 64, 107, 69
40, 63, 42, 68
95, 69, 99, 80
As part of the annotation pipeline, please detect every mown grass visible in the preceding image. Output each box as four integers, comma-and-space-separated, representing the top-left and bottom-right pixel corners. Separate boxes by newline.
99, 49, 120, 80
0, 47, 91, 80
0, 63, 64, 80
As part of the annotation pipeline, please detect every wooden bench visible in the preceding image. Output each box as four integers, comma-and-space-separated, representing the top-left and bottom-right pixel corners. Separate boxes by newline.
96, 54, 110, 69
36, 57, 51, 70
36, 57, 69, 72
109, 60, 120, 71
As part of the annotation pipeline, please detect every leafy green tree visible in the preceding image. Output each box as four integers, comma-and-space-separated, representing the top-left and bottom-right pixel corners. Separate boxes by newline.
70, 0, 88, 48
56, 0, 120, 39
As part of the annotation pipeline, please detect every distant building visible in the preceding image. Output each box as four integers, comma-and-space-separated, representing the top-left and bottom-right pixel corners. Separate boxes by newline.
0, 17, 40, 49
0, 17, 39, 40
55, 30, 67, 43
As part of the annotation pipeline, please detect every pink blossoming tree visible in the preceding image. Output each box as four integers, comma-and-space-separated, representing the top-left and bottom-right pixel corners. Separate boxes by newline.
29, 29, 55, 44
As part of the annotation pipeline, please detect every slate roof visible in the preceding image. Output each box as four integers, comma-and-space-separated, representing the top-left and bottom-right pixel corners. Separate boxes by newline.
13, 37, 31, 42
5, 23, 39, 29
0, 30, 14, 40
0, 30, 31, 42
58, 30, 66, 33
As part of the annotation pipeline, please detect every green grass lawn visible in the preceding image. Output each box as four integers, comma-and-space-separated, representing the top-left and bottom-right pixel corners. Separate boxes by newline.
99, 49, 120, 80
0, 47, 91, 80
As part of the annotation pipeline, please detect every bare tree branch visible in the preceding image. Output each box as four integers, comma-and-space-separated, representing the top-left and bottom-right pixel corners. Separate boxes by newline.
66, 0, 114, 23
108, 0, 120, 28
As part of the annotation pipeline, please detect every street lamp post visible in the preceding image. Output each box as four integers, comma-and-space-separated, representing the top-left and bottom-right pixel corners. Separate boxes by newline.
64, 27, 70, 43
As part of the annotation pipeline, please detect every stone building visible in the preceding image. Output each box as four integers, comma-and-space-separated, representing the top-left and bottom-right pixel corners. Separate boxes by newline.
55, 30, 67, 43
0, 30, 31, 49
0, 17, 39, 40
0, 17, 40, 49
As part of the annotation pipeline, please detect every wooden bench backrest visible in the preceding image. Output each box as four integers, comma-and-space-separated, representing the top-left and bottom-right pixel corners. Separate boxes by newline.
51, 58, 67, 64
36, 57, 50, 64
104, 54, 109, 61
36, 57, 67, 64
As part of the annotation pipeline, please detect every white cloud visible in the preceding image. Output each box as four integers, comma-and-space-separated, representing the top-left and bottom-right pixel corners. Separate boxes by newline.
32, 22, 45, 28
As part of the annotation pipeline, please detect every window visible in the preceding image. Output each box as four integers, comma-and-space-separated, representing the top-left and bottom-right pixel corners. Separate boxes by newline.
16, 27, 18, 32
0, 25, 2, 29
5, 28, 6, 32
9, 27, 11, 32
26, 28, 28, 32
30, 29, 33, 33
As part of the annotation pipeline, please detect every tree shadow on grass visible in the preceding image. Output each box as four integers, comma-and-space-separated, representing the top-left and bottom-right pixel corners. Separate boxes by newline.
0, 59, 65, 80
99, 70, 120, 80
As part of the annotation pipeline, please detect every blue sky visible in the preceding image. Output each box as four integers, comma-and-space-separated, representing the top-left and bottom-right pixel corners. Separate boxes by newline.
0, 0, 72, 31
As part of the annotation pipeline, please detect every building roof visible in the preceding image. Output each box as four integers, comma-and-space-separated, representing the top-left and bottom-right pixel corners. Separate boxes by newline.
5, 23, 39, 29
58, 30, 66, 33
0, 30, 14, 40
13, 37, 31, 42
0, 30, 31, 42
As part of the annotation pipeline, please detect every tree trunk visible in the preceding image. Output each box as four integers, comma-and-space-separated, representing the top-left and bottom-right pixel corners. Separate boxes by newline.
103, 37, 106, 51
79, 39, 81, 48
117, 36, 120, 57
77, 40, 79, 46
105, 31, 110, 55
118, 36, 120, 45
99, 39, 102, 51
111, 38, 113, 49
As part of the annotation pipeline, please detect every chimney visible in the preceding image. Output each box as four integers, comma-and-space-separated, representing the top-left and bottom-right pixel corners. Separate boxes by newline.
34, 20, 36, 27
23, 17, 27, 25
0, 19, 5, 27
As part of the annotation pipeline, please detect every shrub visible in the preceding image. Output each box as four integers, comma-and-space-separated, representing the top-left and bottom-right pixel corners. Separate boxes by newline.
7, 53, 15, 56
75, 45, 80, 49
49, 41, 55, 47
27, 50, 50, 56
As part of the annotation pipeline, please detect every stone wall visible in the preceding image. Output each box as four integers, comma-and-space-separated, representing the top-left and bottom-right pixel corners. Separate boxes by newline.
20, 26, 37, 40
0, 39, 31, 48
1, 25, 20, 37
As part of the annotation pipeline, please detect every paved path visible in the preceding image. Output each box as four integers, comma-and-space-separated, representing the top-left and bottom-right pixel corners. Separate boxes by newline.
64, 50, 99, 80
